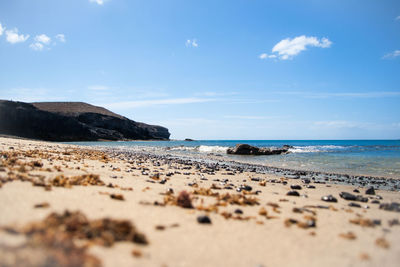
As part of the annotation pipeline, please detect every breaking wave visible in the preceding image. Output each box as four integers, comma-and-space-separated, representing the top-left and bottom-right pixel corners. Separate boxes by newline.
289, 145, 346, 153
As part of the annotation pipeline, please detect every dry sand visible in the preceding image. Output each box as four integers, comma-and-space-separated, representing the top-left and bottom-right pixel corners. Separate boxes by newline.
0, 136, 399, 267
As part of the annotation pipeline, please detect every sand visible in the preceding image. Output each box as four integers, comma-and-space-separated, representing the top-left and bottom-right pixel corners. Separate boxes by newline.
0, 136, 399, 267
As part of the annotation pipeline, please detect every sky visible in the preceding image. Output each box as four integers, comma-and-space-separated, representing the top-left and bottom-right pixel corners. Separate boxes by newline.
0, 0, 400, 140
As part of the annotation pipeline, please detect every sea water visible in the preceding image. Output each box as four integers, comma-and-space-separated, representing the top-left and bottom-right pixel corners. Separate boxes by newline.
69, 140, 400, 178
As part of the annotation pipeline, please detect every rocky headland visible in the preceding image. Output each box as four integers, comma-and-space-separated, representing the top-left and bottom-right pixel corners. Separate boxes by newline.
0, 100, 170, 141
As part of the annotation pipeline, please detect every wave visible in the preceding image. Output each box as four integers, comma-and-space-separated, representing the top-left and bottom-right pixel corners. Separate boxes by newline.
289, 145, 346, 153
167, 145, 229, 154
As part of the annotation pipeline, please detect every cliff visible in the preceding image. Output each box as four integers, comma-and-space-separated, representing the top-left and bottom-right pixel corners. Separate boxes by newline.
0, 100, 170, 141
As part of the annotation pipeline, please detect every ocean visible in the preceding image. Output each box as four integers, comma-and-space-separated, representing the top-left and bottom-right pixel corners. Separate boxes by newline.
69, 140, 400, 179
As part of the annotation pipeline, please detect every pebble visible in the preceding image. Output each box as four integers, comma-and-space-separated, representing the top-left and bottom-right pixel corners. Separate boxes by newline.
339, 192, 357, 201
234, 209, 243, 214
365, 186, 375, 195
287, 191, 300, 197
379, 202, 400, 212
197, 215, 212, 224
348, 202, 361, 208
290, 185, 302, 190
306, 185, 316, 189
339, 192, 368, 202
321, 195, 338, 202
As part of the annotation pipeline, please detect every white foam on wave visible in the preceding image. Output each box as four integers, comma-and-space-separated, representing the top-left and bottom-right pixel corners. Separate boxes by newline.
289, 145, 346, 153
167, 145, 229, 154
198, 145, 229, 153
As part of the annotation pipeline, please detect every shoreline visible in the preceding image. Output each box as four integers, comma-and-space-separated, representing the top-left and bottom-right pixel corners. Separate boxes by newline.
1, 136, 399, 267
91, 145, 400, 190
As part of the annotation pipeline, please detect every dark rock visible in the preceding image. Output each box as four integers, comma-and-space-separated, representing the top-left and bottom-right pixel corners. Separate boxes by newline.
306, 185, 316, 189
371, 200, 380, 204
184, 138, 195, 141
379, 202, 400, 212
197, 215, 212, 224
348, 202, 361, 208
355, 195, 368, 203
321, 195, 337, 202
290, 185, 302, 190
339, 192, 357, 201
241, 185, 252, 191
353, 189, 360, 193
388, 219, 399, 226
226, 144, 290, 155
286, 191, 300, 197
282, 145, 294, 149
365, 186, 375, 195
0, 100, 170, 141
234, 209, 243, 214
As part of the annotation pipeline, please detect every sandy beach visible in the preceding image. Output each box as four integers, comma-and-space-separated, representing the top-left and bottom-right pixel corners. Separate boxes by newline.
0, 136, 399, 267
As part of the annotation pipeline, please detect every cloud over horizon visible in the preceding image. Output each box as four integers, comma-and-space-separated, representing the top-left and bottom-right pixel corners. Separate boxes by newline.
0, 23, 4, 36
186, 39, 198, 48
5, 28, 29, 44
260, 35, 332, 60
89, 0, 107, 5
382, 50, 400, 59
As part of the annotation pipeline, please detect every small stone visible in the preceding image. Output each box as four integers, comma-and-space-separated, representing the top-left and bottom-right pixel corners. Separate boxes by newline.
379, 202, 400, 213
234, 208, 243, 214
356, 195, 368, 203
339, 192, 357, 201
306, 185, 316, 189
290, 185, 302, 190
110, 194, 124, 201
286, 191, 300, 197
197, 215, 212, 224
365, 186, 375, 195
348, 202, 361, 208
321, 195, 337, 202
353, 189, 360, 193
388, 218, 399, 227
34, 202, 50, 208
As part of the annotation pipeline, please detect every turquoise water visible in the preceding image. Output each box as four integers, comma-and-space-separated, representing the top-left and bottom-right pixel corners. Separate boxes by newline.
69, 140, 400, 178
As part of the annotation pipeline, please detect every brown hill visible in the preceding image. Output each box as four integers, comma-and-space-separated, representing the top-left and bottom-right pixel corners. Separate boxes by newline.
0, 100, 170, 141
32, 102, 125, 119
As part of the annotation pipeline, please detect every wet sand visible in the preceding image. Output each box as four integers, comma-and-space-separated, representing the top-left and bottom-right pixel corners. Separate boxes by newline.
0, 136, 399, 267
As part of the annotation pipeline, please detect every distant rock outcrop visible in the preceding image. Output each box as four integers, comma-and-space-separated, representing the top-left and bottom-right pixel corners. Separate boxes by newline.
227, 144, 290, 155
0, 100, 170, 141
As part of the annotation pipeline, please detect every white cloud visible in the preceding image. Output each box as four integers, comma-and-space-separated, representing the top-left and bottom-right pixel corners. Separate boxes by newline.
5, 28, 29, 44
224, 115, 286, 120
261, 35, 332, 60
313, 120, 374, 130
259, 53, 277, 59
90, 0, 107, 5
102, 97, 215, 109
34, 34, 51, 44
396, 16, 400, 21
275, 91, 400, 99
382, 50, 400, 59
186, 39, 198, 48
29, 42, 44, 51
0, 23, 4, 36
55, 34, 66, 43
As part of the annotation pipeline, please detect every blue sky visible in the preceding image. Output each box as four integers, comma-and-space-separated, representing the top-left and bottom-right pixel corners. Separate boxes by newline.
1, 0, 399, 139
